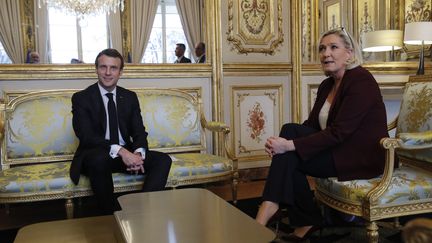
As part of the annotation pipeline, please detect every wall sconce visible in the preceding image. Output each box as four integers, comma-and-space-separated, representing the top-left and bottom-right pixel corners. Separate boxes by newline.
404, 22, 432, 75
362, 30, 403, 61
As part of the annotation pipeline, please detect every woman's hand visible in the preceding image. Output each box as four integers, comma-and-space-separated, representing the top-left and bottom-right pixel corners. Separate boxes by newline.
265, 136, 295, 156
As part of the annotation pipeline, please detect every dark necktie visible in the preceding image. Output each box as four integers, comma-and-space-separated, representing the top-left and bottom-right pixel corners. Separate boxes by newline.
106, 93, 119, 144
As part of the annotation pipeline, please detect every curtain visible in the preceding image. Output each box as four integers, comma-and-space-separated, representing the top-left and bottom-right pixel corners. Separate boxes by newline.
0, 0, 25, 63
130, 0, 159, 63
108, 8, 123, 54
175, 0, 203, 60
34, 1, 51, 63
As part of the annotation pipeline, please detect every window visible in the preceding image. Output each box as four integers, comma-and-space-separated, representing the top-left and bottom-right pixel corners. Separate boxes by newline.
142, 0, 189, 63
48, 8, 108, 63
0, 41, 12, 63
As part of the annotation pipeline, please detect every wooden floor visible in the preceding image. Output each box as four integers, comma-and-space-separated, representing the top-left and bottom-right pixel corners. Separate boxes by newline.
0, 180, 266, 231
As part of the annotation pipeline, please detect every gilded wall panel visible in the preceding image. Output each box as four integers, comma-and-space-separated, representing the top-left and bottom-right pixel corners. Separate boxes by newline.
231, 85, 282, 161
403, 0, 432, 58
227, 0, 284, 55
324, 1, 342, 29
356, 0, 378, 61
404, 0, 432, 22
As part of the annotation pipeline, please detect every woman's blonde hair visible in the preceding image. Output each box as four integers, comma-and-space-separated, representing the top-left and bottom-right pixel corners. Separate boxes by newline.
319, 27, 363, 70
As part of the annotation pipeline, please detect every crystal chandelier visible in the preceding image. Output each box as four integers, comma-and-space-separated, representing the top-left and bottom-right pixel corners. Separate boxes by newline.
39, 0, 124, 18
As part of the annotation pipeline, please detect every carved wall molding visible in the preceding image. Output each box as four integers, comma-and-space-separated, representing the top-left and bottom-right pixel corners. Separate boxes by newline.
226, 0, 284, 55
20, 0, 35, 54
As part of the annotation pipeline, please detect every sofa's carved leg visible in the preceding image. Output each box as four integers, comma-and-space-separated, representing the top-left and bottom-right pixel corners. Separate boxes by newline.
65, 199, 74, 219
5, 203, 10, 215
394, 217, 401, 229
231, 171, 239, 204
366, 221, 379, 243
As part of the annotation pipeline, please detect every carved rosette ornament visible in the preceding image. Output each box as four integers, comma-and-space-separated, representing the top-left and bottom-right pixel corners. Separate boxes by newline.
227, 0, 284, 55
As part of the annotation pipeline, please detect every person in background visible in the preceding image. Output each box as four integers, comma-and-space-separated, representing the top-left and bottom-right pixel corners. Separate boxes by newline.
70, 48, 172, 214
174, 43, 191, 63
71, 58, 84, 64
194, 42, 206, 63
255, 27, 388, 241
28, 51, 40, 64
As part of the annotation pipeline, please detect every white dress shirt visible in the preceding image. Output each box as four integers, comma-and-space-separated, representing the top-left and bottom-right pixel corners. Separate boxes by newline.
98, 83, 146, 159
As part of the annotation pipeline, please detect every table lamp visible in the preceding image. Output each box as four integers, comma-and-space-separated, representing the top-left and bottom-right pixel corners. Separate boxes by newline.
404, 21, 432, 75
362, 30, 403, 61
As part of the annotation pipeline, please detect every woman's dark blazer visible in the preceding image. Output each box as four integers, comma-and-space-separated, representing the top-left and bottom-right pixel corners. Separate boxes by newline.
294, 66, 388, 181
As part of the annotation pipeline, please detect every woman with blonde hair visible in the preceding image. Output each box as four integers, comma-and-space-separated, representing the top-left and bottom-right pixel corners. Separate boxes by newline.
256, 28, 388, 241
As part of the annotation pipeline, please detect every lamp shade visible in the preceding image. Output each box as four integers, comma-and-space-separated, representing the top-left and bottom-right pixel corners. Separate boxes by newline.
404, 22, 432, 45
363, 30, 403, 52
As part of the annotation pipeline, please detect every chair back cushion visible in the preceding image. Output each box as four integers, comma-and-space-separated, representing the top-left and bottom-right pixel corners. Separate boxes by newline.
396, 78, 432, 164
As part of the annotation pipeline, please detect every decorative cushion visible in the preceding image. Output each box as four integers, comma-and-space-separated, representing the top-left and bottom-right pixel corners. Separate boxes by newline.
315, 166, 432, 206
0, 153, 232, 194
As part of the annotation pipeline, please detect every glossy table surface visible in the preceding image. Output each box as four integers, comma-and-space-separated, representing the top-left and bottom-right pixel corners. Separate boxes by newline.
14, 215, 121, 243
115, 188, 275, 243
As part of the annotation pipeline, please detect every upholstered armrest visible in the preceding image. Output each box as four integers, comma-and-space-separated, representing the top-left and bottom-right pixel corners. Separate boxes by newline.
200, 114, 236, 161
387, 116, 398, 131
398, 131, 432, 150
204, 121, 230, 134
366, 137, 402, 204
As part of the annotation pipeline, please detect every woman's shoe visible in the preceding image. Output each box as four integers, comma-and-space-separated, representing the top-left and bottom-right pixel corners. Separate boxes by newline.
281, 225, 322, 242
266, 209, 284, 235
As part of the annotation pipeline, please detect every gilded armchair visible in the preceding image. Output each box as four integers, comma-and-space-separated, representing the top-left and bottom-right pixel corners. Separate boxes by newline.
314, 74, 432, 243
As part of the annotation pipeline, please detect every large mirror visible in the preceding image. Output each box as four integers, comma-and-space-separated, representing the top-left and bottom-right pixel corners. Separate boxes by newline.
0, 0, 208, 64
303, 0, 431, 64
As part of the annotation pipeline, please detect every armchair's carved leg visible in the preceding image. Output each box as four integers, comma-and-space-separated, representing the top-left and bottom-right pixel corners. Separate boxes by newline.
65, 198, 74, 219
231, 172, 239, 204
366, 221, 379, 243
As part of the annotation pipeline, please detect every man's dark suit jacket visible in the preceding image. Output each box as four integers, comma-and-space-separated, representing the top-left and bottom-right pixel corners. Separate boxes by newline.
175, 56, 191, 63
70, 83, 148, 184
294, 66, 388, 181
197, 55, 206, 63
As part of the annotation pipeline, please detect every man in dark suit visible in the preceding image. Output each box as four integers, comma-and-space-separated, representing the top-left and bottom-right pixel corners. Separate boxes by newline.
174, 43, 191, 63
194, 42, 206, 63
70, 48, 172, 214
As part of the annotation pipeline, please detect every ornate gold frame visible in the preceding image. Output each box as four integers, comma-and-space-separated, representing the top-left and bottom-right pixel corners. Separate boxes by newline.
120, 0, 131, 60
226, 0, 284, 55
20, 0, 35, 54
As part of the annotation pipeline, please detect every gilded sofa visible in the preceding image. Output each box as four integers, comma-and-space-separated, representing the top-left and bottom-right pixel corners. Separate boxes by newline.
0, 88, 238, 218
314, 75, 432, 243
